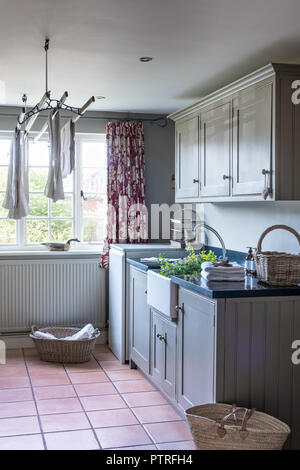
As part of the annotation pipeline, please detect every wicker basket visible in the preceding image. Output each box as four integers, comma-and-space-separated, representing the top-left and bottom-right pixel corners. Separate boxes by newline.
185, 403, 290, 450
255, 224, 300, 286
30, 326, 100, 363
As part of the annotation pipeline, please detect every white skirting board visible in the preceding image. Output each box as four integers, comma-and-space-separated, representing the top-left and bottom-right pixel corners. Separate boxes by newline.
0, 328, 108, 349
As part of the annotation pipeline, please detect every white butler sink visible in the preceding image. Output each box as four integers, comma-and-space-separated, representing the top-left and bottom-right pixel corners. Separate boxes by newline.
147, 270, 178, 319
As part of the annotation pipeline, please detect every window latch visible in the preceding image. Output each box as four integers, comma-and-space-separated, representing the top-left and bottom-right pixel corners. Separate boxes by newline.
80, 190, 87, 200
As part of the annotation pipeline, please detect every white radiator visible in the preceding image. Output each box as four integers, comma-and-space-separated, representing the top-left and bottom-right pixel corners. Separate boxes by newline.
0, 257, 107, 333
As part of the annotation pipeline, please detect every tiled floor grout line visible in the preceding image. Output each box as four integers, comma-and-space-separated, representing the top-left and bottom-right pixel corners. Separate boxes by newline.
0, 426, 192, 447
0, 376, 171, 392
92, 353, 159, 450
0, 394, 173, 407
22, 348, 47, 451
0, 402, 179, 421
62, 362, 103, 450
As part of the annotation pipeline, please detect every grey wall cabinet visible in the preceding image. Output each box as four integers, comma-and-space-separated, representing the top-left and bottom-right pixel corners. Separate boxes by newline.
169, 63, 300, 203
151, 309, 177, 400
176, 288, 216, 410
175, 115, 199, 199
128, 267, 150, 374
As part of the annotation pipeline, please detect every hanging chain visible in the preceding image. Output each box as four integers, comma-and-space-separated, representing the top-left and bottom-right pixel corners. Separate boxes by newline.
22, 93, 27, 113
44, 38, 50, 93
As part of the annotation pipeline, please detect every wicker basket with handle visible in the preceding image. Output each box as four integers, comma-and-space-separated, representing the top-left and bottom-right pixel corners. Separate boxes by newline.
30, 326, 100, 363
255, 224, 300, 286
185, 403, 290, 450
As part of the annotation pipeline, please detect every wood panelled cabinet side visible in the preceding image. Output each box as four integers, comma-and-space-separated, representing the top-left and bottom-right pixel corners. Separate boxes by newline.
128, 266, 150, 374
216, 295, 300, 450
169, 63, 300, 202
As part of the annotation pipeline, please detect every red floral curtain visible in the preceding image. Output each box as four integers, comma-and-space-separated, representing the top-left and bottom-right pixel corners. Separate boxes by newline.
100, 121, 148, 268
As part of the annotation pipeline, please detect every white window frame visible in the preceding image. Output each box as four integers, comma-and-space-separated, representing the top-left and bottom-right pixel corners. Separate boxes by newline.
0, 131, 106, 251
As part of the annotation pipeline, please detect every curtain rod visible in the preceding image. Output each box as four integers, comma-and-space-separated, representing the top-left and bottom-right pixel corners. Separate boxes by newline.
0, 113, 168, 127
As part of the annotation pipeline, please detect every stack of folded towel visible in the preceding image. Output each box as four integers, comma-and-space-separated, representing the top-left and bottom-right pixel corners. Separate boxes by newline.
201, 261, 245, 281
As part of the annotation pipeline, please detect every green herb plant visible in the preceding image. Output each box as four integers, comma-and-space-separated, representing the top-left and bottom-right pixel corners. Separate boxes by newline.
157, 244, 217, 278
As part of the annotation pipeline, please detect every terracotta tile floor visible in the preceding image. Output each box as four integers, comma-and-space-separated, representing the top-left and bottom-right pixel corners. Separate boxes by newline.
0, 345, 195, 450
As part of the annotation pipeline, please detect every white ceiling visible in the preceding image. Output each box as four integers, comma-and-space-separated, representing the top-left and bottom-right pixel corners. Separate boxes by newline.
1, 0, 300, 113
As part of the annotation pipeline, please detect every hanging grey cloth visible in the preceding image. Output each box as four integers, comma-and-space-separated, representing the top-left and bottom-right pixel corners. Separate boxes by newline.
2, 130, 29, 219
44, 109, 64, 202
61, 120, 75, 178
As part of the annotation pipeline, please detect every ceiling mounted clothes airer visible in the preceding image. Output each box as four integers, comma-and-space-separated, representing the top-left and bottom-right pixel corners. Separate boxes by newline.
16, 38, 95, 138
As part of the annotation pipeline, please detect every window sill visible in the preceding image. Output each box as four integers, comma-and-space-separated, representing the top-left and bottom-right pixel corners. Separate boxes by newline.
0, 248, 102, 260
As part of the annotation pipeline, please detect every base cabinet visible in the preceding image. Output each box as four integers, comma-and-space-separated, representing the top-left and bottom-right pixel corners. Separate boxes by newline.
129, 267, 150, 374
128, 268, 300, 449
151, 309, 177, 400
177, 288, 216, 410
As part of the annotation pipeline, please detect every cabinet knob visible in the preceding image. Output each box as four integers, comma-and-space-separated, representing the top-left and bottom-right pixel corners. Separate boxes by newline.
144, 289, 147, 294
193, 179, 199, 183
262, 169, 271, 175
175, 305, 182, 312
156, 333, 166, 342
223, 175, 230, 180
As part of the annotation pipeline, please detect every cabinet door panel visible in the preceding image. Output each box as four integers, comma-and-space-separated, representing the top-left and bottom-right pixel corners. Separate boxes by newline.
129, 268, 150, 374
177, 288, 215, 410
161, 316, 177, 400
232, 81, 273, 196
151, 310, 164, 385
200, 102, 231, 197
175, 116, 199, 199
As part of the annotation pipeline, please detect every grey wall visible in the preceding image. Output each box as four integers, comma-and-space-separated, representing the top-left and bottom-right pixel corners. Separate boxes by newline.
0, 106, 175, 239
205, 202, 300, 254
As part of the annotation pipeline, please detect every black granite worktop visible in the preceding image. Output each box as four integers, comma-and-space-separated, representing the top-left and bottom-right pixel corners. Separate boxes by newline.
126, 246, 300, 299
171, 274, 300, 299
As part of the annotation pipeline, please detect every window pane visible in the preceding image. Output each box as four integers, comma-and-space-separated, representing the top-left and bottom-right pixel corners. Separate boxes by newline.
0, 219, 16, 244
29, 169, 48, 191
0, 167, 7, 191
29, 194, 48, 217
29, 141, 49, 166
26, 220, 49, 243
51, 195, 72, 217
0, 140, 10, 165
62, 173, 73, 192
82, 195, 106, 218
83, 219, 105, 242
82, 142, 106, 167
51, 220, 72, 241
82, 168, 105, 193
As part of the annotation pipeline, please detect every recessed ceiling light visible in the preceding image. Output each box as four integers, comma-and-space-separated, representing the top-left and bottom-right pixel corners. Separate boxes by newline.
96, 96, 106, 100
139, 57, 153, 63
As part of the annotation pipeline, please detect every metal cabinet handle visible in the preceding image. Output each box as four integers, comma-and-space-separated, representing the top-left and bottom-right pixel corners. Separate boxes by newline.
156, 333, 166, 343
223, 175, 230, 180
193, 179, 199, 183
262, 169, 271, 200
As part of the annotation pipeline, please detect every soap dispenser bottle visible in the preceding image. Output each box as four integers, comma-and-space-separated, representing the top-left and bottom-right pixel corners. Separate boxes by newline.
245, 247, 256, 276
